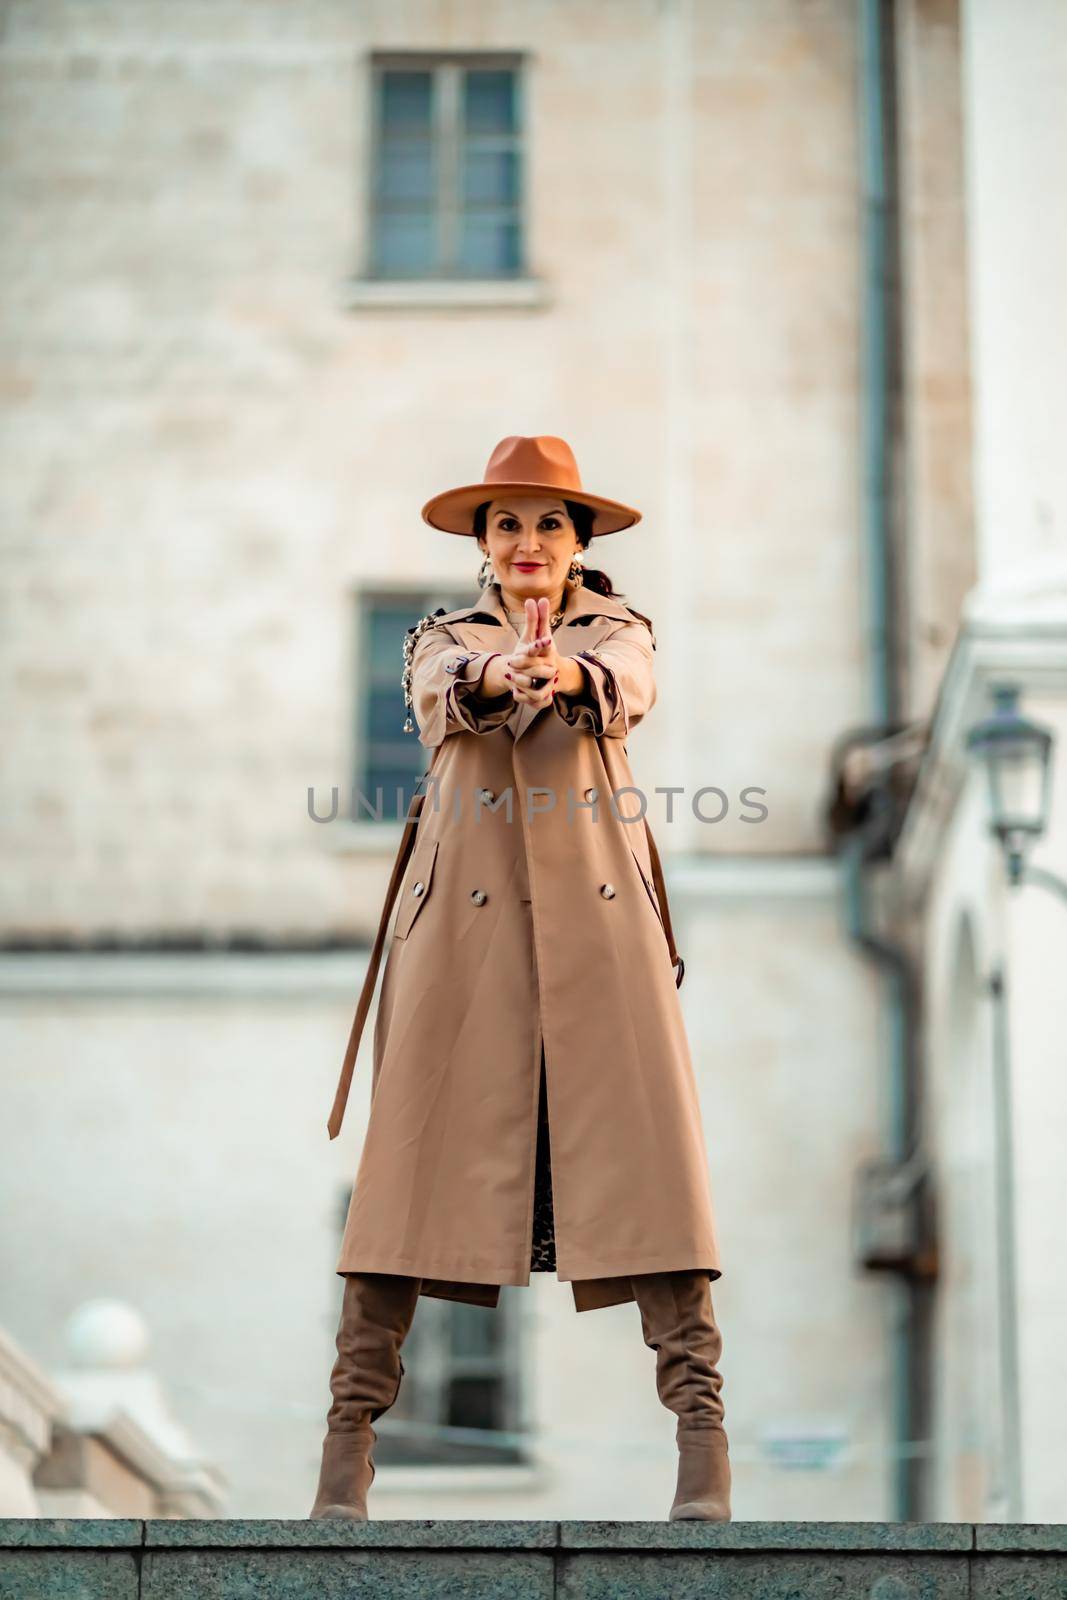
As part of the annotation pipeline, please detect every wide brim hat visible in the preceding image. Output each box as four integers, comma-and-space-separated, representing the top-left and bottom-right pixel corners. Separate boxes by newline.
421, 434, 642, 536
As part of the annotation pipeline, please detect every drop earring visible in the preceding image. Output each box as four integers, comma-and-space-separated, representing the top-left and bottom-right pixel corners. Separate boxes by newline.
477, 554, 494, 588
566, 555, 585, 591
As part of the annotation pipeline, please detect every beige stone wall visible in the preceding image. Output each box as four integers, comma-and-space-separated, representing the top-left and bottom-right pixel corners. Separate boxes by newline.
0, 922, 891, 1520
0, 0, 905, 938
896, 0, 977, 716
0, 0, 985, 1523
682, 0, 868, 852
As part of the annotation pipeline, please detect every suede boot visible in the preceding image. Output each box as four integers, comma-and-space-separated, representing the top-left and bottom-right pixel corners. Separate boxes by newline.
630, 1269, 731, 1521
309, 1271, 421, 1519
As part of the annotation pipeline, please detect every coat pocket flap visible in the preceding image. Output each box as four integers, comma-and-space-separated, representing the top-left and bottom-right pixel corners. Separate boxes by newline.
394, 837, 439, 939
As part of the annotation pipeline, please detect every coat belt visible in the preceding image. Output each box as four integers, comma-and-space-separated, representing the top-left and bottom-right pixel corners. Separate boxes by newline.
326, 749, 441, 1141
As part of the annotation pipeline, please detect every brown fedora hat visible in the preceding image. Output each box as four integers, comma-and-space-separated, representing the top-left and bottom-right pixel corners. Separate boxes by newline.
421, 435, 642, 536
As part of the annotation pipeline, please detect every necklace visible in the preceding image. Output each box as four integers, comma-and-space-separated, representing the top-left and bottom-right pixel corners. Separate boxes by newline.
504, 599, 567, 632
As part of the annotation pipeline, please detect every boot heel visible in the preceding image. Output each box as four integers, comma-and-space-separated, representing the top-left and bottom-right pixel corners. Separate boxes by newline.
669, 1426, 732, 1522
309, 1423, 377, 1520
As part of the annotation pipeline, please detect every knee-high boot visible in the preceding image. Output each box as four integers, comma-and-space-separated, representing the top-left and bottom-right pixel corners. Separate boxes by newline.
309, 1271, 422, 1520
630, 1269, 731, 1521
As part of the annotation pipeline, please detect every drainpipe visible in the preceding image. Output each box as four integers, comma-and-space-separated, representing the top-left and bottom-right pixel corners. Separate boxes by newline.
859, 0, 901, 729
844, 0, 932, 1522
840, 807, 929, 1522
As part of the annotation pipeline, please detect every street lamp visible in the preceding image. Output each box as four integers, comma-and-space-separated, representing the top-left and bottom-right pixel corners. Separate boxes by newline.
965, 684, 1065, 899
963, 679, 1065, 1523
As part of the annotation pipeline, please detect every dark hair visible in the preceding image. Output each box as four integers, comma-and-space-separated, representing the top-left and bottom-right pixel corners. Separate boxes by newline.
472, 498, 621, 598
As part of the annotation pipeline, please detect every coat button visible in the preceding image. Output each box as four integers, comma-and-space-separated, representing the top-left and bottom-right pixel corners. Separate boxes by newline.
412, 881, 425, 896
479, 788, 495, 804
471, 888, 488, 905
600, 883, 615, 899
584, 786, 598, 802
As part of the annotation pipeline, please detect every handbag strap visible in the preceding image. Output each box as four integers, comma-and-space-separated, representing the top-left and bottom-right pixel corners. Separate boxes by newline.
327, 752, 439, 1140
643, 816, 685, 989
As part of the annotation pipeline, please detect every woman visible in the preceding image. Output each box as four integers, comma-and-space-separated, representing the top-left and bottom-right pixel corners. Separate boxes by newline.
310, 435, 730, 1522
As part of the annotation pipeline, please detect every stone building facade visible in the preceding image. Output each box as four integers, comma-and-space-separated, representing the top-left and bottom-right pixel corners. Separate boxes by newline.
2, 0, 1062, 1521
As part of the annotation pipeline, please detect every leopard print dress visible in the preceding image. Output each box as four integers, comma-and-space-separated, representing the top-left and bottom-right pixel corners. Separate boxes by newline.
529, 1044, 557, 1273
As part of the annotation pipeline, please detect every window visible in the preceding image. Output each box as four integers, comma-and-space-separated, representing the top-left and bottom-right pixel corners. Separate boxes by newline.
367, 53, 525, 280
356, 588, 470, 820
379, 1291, 526, 1466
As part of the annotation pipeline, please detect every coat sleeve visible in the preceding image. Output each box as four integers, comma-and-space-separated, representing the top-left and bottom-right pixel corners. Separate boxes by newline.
552, 617, 657, 739
412, 625, 514, 749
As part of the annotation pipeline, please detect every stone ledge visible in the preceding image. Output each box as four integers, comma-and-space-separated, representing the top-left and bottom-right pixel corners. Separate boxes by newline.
0, 1518, 143, 1547
1, 1519, 1065, 1600
558, 1519, 974, 1551
975, 1523, 1067, 1551
341, 275, 552, 310
144, 1517, 558, 1548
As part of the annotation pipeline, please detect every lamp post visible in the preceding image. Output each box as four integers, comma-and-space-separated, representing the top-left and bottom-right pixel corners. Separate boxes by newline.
965, 683, 1065, 898
963, 681, 1065, 1523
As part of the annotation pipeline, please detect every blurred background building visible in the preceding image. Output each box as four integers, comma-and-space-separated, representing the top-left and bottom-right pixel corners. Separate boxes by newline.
1, 0, 1065, 1523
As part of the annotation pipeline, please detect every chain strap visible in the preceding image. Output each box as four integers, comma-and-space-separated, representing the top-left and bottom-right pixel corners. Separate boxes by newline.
402, 608, 447, 733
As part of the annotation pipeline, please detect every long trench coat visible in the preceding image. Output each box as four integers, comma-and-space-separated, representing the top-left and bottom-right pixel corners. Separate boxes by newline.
328, 580, 722, 1314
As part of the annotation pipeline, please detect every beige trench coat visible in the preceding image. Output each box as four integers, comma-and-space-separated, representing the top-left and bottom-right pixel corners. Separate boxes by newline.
329, 581, 722, 1314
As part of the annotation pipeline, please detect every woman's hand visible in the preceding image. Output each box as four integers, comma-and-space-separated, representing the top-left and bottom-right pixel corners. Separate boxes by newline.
508, 598, 556, 707
481, 597, 584, 707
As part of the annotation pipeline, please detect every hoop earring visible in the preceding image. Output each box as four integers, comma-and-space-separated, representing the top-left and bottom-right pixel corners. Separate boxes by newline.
566, 555, 585, 591
477, 554, 494, 588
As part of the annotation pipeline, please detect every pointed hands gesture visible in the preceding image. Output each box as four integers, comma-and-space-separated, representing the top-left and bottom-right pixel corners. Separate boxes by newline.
504, 597, 561, 708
